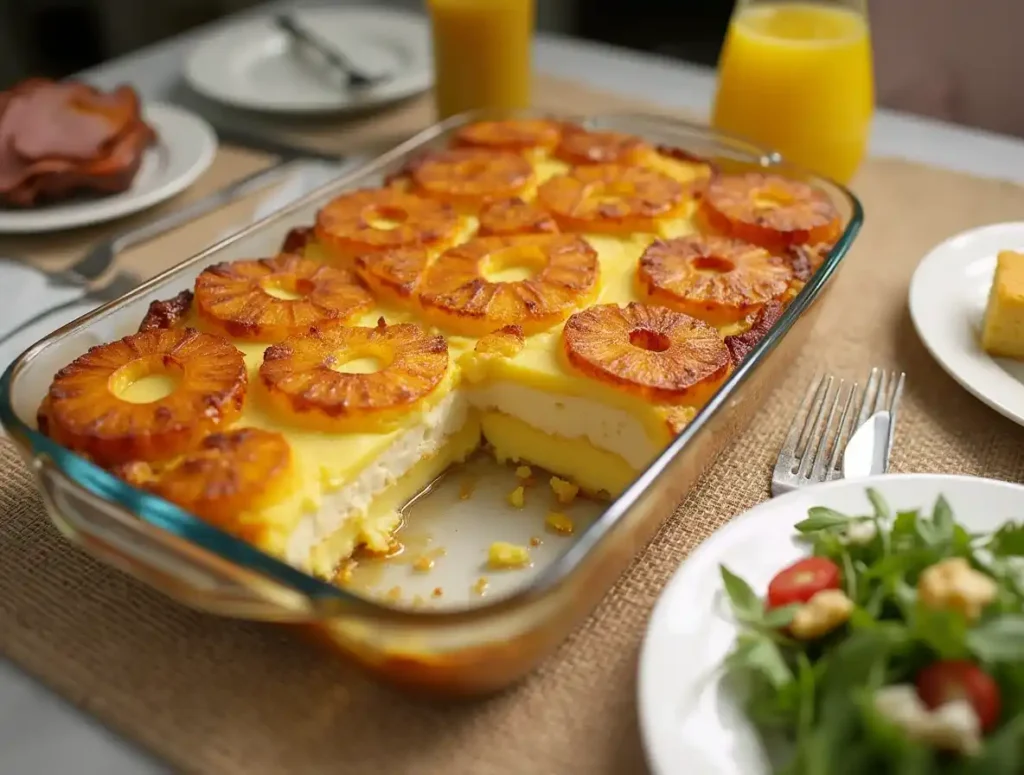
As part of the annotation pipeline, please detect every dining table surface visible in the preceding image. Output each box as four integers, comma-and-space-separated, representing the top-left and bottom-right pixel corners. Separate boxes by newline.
5, 1, 1024, 773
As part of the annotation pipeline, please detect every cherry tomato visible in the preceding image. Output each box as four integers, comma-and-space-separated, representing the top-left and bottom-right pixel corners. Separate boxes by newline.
916, 660, 1001, 732
766, 556, 841, 609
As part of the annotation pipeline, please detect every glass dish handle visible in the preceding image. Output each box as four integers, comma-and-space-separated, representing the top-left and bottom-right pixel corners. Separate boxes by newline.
34, 453, 315, 622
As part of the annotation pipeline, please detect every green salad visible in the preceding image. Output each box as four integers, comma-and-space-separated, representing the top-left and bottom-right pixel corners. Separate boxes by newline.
720, 488, 1024, 774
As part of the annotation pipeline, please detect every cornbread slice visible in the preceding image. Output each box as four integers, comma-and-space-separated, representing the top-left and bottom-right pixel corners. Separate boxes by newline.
982, 251, 1024, 358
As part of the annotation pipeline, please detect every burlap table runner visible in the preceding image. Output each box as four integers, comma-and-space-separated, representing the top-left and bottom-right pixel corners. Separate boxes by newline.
3, 75, 1024, 774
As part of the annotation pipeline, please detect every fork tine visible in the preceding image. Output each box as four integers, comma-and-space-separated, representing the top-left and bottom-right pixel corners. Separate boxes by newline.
825, 381, 858, 479
779, 374, 825, 464
854, 367, 879, 428
889, 371, 906, 417
871, 369, 891, 415
885, 371, 906, 473
797, 376, 834, 478
809, 379, 850, 482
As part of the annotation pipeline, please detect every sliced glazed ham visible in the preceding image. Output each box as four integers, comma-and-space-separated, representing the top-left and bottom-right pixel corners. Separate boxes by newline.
0, 79, 156, 208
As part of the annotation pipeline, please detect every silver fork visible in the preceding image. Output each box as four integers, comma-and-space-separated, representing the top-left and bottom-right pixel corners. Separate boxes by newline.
771, 369, 906, 496
0, 159, 320, 349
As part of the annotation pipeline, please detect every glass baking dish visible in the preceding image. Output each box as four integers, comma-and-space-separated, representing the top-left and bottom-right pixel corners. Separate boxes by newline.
0, 111, 863, 695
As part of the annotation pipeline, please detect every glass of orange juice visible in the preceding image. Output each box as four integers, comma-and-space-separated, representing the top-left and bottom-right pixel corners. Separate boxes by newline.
712, 0, 873, 184
427, 0, 535, 120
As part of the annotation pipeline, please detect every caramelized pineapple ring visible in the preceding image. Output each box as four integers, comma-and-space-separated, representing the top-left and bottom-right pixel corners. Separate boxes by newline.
478, 197, 558, 237
638, 235, 793, 324
260, 321, 448, 426
315, 189, 462, 260
554, 128, 653, 166
354, 246, 428, 303
45, 328, 246, 466
563, 302, 730, 404
650, 145, 717, 193
537, 164, 685, 233
410, 148, 534, 208
194, 255, 373, 342
701, 173, 841, 249
455, 119, 564, 152
118, 428, 294, 527
418, 234, 600, 335
139, 289, 193, 332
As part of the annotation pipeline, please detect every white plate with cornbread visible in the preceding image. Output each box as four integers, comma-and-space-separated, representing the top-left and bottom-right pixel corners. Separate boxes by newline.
910, 221, 1024, 425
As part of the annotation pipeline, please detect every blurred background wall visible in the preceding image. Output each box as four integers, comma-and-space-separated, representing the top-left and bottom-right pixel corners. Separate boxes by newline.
1, 0, 1022, 139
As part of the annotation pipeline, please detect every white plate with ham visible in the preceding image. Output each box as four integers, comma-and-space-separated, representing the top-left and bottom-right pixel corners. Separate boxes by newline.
639, 474, 1024, 774
0, 102, 216, 234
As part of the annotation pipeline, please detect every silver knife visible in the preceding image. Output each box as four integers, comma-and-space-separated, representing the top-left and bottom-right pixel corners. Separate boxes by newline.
842, 410, 891, 480
213, 125, 346, 166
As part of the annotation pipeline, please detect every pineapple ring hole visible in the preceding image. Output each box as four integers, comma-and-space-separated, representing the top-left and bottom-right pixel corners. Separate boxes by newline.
261, 275, 314, 301
482, 245, 546, 283
691, 256, 735, 274
109, 355, 183, 404
753, 186, 796, 209
628, 328, 671, 353
364, 205, 409, 231
328, 347, 390, 375
590, 181, 637, 207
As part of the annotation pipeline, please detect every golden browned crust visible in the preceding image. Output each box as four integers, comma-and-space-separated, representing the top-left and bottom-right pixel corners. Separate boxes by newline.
724, 300, 785, 363
281, 226, 315, 254
138, 289, 194, 332
474, 325, 526, 357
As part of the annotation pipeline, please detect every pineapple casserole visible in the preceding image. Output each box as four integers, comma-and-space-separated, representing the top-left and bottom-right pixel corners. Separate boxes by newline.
38, 118, 840, 580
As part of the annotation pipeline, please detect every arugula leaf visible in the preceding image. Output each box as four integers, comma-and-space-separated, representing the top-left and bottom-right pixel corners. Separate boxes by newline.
864, 548, 938, 583
719, 564, 764, 622
910, 605, 970, 659
819, 629, 900, 694
967, 615, 1024, 662
987, 522, 1024, 557
799, 689, 864, 775
932, 495, 955, 543
953, 524, 975, 555
726, 632, 793, 688
795, 507, 852, 533
891, 510, 922, 553
866, 488, 891, 520
795, 651, 816, 749
914, 518, 941, 548
763, 603, 801, 628
893, 579, 918, 617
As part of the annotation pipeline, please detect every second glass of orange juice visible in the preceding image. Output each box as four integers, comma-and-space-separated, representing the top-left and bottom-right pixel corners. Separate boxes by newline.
427, 0, 534, 121
712, 0, 874, 184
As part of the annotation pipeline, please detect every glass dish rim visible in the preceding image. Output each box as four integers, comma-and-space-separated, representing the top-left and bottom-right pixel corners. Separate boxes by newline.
0, 109, 865, 624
